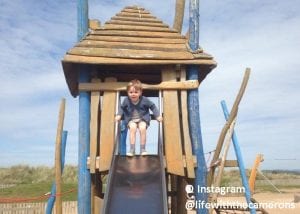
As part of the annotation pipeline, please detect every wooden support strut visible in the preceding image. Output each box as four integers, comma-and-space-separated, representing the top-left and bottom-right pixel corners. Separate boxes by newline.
207, 68, 251, 186
162, 66, 185, 176
79, 79, 199, 92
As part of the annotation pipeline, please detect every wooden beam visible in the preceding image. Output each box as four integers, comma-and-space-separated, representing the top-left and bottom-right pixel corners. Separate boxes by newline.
207, 68, 251, 186
104, 24, 177, 32
99, 78, 117, 172
224, 160, 238, 167
180, 68, 195, 178
105, 20, 169, 28
79, 80, 199, 92
111, 16, 163, 23
86, 35, 186, 44
91, 30, 184, 38
63, 54, 215, 65
89, 78, 101, 173
68, 46, 194, 60
55, 98, 66, 214
162, 66, 185, 176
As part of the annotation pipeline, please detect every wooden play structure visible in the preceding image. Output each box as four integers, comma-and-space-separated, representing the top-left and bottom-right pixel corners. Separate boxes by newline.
55, 1, 261, 214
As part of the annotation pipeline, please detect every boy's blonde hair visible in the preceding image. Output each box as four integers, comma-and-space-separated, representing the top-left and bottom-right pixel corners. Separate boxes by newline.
127, 79, 143, 92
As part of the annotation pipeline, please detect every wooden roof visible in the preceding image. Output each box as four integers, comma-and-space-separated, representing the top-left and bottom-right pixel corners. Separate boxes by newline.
62, 6, 217, 97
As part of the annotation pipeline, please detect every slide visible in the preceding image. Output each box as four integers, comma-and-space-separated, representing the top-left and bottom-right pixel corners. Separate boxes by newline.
101, 154, 168, 214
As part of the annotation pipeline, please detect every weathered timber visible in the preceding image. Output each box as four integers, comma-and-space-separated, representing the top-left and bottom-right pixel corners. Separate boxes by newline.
55, 98, 66, 214
207, 68, 251, 186
162, 66, 185, 176
111, 16, 163, 23
79, 79, 199, 92
77, 40, 186, 52
103, 24, 177, 32
63, 55, 215, 65
121, 8, 150, 14
105, 20, 169, 28
99, 78, 117, 172
89, 78, 101, 173
91, 30, 185, 38
86, 35, 185, 44
180, 68, 195, 178
116, 12, 156, 18
68, 47, 194, 60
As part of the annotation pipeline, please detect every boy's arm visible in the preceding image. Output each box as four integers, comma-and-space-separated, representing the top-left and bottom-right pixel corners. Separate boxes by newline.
115, 98, 126, 121
146, 97, 162, 121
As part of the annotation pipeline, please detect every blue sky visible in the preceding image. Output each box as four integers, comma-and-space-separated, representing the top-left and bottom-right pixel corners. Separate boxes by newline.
0, 0, 299, 170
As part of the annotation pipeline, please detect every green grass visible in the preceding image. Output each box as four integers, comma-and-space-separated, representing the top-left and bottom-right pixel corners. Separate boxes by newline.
1, 166, 300, 201
0, 165, 78, 202
0, 182, 78, 201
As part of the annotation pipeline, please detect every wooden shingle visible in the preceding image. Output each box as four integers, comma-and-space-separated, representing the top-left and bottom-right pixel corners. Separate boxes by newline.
62, 5, 216, 96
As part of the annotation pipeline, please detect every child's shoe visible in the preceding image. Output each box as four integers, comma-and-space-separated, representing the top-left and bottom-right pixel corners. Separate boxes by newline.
141, 150, 148, 156
126, 150, 135, 157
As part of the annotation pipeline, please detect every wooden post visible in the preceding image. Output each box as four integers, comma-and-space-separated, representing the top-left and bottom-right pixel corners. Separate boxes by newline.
188, 1, 208, 214
173, 0, 186, 33
208, 69, 251, 186
78, 69, 91, 214
77, 0, 91, 213
249, 154, 264, 194
46, 131, 68, 214
55, 99, 66, 214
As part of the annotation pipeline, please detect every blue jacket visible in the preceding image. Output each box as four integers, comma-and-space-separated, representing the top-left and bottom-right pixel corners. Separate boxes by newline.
118, 96, 160, 126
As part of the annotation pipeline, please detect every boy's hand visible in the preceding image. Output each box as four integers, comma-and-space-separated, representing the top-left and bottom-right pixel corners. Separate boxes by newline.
115, 115, 121, 122
156, 116, 163, 122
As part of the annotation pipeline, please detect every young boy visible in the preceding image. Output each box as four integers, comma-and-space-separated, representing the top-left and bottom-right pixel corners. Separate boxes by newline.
115, 79, 163, 156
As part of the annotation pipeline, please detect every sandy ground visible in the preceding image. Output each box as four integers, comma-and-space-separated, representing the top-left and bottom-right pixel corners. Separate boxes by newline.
188, 189, 300, 214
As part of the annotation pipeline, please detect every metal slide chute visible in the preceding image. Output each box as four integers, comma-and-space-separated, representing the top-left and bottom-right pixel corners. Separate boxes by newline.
101, 92, 167, 214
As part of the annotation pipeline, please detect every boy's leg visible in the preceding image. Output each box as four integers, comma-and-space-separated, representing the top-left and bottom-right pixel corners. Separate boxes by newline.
128, 121, 137, 156
138, 121, 147, 155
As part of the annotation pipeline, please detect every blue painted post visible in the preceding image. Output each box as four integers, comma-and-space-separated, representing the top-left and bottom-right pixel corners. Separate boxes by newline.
221, 101, 256, 214
77, 0, 91, 213
188, 1, 208, 214
119, 121, 127, 155
46, 131, 68, 214
78, 70, 91, 214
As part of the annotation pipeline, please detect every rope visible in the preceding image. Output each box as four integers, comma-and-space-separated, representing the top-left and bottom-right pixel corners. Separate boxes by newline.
0, 188, 77, 203
257, 170, 282, 193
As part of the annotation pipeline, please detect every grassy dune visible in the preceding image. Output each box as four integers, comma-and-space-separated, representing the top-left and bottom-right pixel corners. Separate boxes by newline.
1, 166, 300, 201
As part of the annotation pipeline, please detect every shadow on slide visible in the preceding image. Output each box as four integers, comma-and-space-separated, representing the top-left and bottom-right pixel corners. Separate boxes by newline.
101, 155, 168, 214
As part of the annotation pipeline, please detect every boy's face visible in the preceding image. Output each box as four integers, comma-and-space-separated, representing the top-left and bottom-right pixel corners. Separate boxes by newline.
127, 86, 142, 103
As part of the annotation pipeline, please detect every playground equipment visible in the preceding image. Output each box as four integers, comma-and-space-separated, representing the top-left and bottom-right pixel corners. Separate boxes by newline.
61, 1, 217, 213
57, 1, 264, 214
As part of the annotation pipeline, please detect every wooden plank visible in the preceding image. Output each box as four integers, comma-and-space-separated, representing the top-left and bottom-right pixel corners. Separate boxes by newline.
180, 68, 195, 178
68, 47, 194, 60
162, 67, 185, 176
104, 24, 177, 32
116, 12, 156, 18
86, 35, 186, 44
92, 30, 184, 38
89, 19, 101, 30
111, 16, 163, 23
63, 54, 216, 65
210, 118, 236, 206
105, 20, 168, 28
207, 69, 251, 186
78, 40, 187, 51
121, 8, 150, 14
79, 80, 199, 92
89, 78, 101, 173
224, 160, 238, 167
99, 78, 117, 172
